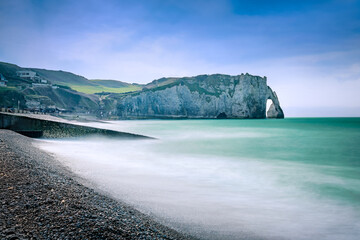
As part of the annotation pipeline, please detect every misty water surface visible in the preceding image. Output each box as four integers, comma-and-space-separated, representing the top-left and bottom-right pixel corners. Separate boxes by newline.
38, 118, 360, 240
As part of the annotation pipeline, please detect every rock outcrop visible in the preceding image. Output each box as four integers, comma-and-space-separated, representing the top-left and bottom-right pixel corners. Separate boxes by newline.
116, 74, 284, 119
266, 87, 284, 118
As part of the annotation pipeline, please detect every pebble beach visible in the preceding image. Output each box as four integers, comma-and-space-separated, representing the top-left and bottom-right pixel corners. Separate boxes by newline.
0, 130, 193, 240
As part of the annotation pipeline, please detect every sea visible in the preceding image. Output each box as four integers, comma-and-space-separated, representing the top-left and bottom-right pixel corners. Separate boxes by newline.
37, 118, 360, 240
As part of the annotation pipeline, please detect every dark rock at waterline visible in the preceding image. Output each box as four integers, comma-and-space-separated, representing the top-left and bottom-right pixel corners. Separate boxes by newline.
216, 112, 227, 119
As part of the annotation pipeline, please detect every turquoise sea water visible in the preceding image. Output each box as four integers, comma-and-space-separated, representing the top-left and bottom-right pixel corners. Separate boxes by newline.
38, 118, 360, 240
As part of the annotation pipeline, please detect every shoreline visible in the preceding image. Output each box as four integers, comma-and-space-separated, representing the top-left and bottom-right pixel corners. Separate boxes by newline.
0, 130, 193, 239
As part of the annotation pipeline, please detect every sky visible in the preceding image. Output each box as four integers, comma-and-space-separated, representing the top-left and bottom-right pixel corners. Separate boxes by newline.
0, 0, 359, 116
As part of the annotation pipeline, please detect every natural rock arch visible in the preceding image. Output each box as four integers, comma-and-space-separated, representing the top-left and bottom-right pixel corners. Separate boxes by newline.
265, 87, 284, 118
266, 99, 273, 118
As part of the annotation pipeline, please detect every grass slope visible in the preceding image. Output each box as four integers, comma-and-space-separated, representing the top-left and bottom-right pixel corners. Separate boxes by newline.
30, 68, 92, 86
90, 79, 131, 88
70, 85, 141, 94
0, 62, 142, 94
73, 79, 143, 94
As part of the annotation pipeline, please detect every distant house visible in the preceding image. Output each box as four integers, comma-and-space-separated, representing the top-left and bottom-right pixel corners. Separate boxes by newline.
32, 83, 49, 87
17, 70, 49, 84
16, 70, 37, 80
0, 73, 7, 87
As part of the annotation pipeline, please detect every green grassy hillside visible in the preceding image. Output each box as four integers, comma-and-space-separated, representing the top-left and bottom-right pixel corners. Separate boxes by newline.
22, 86, 99, 111
31, 68, 93, 86
69, 84, 141, 94
0, 87, 27, 108
73, 79, 142, 94
90, 79, 132, 88
0, 62, 142, 94
144, 77, 180, 89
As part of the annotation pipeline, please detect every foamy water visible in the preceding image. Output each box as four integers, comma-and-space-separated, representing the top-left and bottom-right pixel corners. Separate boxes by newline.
37, 119, 360, 240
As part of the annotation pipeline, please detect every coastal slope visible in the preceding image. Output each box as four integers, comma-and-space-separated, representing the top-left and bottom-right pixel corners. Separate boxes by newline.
0, 61, 284, 119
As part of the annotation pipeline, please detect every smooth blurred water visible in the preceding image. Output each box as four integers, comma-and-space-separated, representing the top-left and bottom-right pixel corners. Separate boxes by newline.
37, 118, 360, 240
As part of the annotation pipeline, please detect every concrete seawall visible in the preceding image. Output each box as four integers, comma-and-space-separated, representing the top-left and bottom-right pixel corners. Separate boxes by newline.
0, 112, 151, 139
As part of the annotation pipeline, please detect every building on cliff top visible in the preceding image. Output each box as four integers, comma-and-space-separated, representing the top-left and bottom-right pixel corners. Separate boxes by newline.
16, 70, 47, 83
0, 73, 7, 87
16, 70, 37, 80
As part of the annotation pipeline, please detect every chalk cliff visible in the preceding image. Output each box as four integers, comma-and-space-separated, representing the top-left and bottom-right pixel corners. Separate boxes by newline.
116, 74, 284, 119
0, 61, 284, 119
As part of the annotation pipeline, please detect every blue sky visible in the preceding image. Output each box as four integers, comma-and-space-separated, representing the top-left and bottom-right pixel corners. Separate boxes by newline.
0, 0, 359, 116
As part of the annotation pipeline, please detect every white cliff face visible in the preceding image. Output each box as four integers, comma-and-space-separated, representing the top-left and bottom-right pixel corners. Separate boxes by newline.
117, 74, 284, 119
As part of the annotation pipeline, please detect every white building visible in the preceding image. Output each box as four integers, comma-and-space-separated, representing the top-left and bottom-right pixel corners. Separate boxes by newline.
16, 70, 37, 80
0, 73, 7, 87
16, 70, 49, 84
